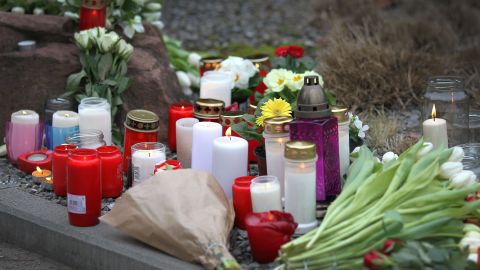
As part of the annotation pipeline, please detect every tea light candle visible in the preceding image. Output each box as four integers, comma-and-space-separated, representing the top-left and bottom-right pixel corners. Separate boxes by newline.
28, 153, 48, 161
131, 142, 166, 186
250, 176, 282, 212
176, 118, 199, 168
52, 110, 80, 148
168, 103, 194, 151
8, 110, 40, 162
200, 71, 234, 107
423, 104, 448, 149
191, 122, 222, 173
32, 166, 52, 184
212, 127, 248, 198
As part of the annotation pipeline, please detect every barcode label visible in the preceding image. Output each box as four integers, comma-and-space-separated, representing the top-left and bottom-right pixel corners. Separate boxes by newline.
133, 166, 140, 186
67, 193, 86, 214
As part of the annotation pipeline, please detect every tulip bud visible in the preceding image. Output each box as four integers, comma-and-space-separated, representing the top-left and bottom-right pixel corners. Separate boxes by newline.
176, 71, 191, 88
33, 8, 44, 15
151, 20, 165, 31
188, 52, 202, 68
382, 152, 398, 164
416, 142, 433, 160
439, 161, 463, 179
464, 224, 480, 234
450, 170, 476, 189
146, 2, 162, 11
187, 73, 200, 88
448, 146, 465, 162
11, 6, 25, 14
460, 233, 480, 253
182, 87, 193, 96
74, 31, 91, 50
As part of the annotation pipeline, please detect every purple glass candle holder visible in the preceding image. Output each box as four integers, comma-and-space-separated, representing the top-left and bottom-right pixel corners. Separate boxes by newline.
5, 121, 44, 164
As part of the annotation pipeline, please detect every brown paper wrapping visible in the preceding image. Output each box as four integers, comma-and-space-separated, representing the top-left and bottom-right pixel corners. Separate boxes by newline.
100, 169, 235, 269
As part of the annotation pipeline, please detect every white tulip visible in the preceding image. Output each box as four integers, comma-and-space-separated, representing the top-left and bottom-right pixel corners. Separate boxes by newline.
382, 152, 398, 164
465, 224, 480, 234
468, 254, 478, 263
99, 32, 120, 53
146, 2, 162, 11
448, 146, 465, 162
460, 233, 480, 253
64, 11, 79, 19
11, 6, 25, 14
116, 39, 134, 60
187, 73, 200, 88
187, 52, 202, 68
352, 146, 361, 154
439, 162, 463, 179
416, 142, 433, 159
350, 146, 361, 162
182, 87, 193, 96
151, 20, 165, 31
74, 31, 91, 50
33, 8, 44, 15
176, 71, 191, 88
450, 170, 477, 189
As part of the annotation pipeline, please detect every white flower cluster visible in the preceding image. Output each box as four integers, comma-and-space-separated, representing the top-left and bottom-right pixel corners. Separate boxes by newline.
218, 56, 258, 89
263, 69, 323, 92
348, 112, 369, 139
74, 28, 134, 60
461, 224, 480, 263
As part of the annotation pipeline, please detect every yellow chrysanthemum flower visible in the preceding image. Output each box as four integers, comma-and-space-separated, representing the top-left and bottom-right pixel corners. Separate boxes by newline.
255, 98, 292, 126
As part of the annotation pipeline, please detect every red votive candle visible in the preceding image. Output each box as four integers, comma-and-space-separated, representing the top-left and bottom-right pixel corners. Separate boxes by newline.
97, 146, 122, 198
79, 0, 106, 30
232, 176, 254, 230
168, 103, 194, 151
17, 150, 53, 174
245, 211, 297, 263
52, 145, 77, 196
67, 149, 101, 227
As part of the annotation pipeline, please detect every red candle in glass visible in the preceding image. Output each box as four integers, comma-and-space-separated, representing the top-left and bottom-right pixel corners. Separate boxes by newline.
97, 146, 122, 198
79, 0, 106, 30
123, 109, 159, 173
232, 176, 254, 230
245, 211, 297, 263
52, 144, 77, 196
168, 103, 194, 151
67, 149, 101, 227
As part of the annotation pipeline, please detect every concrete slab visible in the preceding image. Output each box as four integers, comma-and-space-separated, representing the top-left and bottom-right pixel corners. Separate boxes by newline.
0, 187, 203, 270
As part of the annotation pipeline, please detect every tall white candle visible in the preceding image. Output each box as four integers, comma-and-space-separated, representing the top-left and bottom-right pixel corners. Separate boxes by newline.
11, 110, 39, 124
332, 106, 350, 179
250, 176, 282, 212
212, 128, 248, 198
200, 71, 234, 107
52, 111, 79, 128
131, 142, 166, 186
191, 122, 222, 173
78, 97, 112, 145
423, 105, 448, 149
176, 118, 199, 168
8, 110, 40, 161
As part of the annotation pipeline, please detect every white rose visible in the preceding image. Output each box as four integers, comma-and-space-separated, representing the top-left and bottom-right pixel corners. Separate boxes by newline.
450, 170, 477, 189
188, 52, 202, 68
146, 2, 162, 11
263, 69, 293, 92
382, 152, 398, 163
33, 8, 44, 15
219, 56, 257, 89
448, 146, 465, 162
99, 32, 120, 53
416, 142, 433, 159
74, 31, 91, 50
11, 6, 25, 14
176, 71, 191, 88
439, 161, 463, 179
187, 73, 200, 88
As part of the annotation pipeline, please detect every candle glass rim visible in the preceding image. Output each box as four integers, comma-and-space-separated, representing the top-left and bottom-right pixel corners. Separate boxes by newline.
54, 144, 78, 153
251, 175, 279, 185
12, 110, 38, 117
53, 110, 78, 118
96, 145, 120, 155
234, 176, 255, 186
80, 97, 109, 107
27, 153, 48, 160
176, 117, 199, 128
69, 148, 98, 160
131, 142, 166, 152
284, 156, 318, 163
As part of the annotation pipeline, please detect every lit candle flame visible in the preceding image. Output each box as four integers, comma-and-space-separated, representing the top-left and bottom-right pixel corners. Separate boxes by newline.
181, 105, 185, 110
65, 113, 70, 117
432, 104, 437, 121
226, 127, 232, 139
36, 166, 42, 173
21, 110, 27, 115
267, 212, 275, 221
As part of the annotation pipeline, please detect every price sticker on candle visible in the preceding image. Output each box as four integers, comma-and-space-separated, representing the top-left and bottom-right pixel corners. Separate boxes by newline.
67, 193, 86, 214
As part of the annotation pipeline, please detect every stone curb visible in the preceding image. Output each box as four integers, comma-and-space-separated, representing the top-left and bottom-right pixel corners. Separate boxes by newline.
0, 186, 202, 270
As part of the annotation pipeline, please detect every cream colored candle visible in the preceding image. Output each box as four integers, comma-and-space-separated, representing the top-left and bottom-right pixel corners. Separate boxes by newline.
250, 176, 282, 212
176, 118, 199, 168
423, 105, 448, 149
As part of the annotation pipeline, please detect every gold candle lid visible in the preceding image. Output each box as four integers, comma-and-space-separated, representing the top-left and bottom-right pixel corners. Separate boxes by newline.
200, 56, 223, 71
193, 98, 225, 120
125, 109, 160, 132
219, 111, 244, 127
246, 54, 270, 69
285, 140, 316, 160
331, 106, 349, 123
264, 116, 293, 134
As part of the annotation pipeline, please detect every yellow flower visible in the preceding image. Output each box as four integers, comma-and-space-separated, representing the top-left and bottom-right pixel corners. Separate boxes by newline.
255, 98, 292, 126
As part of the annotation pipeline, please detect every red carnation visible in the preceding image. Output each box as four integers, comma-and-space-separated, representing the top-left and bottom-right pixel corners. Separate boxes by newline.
288, 45, 304, 58
275, 46, 290, 57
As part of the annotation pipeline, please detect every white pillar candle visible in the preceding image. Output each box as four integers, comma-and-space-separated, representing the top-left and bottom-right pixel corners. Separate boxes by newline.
53, 111, 79, 128
11, 110, 39, 124
423, 105, 448, 149
212, 128, 248, 198
284, 141, 318, 235
176, 118, 199, 168
78, 97, 112, 145
200, 71, 234, 107
191, 122, 222, 173
131, 142, 166, 186
250, 176, 282, 212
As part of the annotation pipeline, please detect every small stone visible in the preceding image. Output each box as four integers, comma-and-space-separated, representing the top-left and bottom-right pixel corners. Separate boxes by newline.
29, 188, 37, 194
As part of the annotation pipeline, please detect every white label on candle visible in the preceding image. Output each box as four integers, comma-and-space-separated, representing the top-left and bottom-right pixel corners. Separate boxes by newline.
67, 193, 86, 214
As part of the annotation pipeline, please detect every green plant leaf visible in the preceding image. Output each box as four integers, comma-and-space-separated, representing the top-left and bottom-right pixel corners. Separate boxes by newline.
113, 95, 123, 106
103, 79, 118, 86
232, 122, 262, 143
65, 70, 86, 92
117, 77, 131, 94
98, 53, 113, 80
232, 88, 253, 103
118, 61, 128, 76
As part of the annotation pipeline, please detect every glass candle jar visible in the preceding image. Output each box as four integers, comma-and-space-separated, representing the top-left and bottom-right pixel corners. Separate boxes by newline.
123, 109, 159, 173
52, 144, 77, 196
97, 146, 123, 198
79, 0, 106, 30
470, 107, 480, 142
284, 141, 318, 235
199, 56, 223, 77
263, 116, 293, 198
51, 110, 80, 148
78, 97, 112, 146
67, 149, 101, 227
131, 142, 166, 186
168, 103, 194, 152
250, 175, 282, 213
6, 110, 43, 163
459, 143, 480, 178
423, 76, 470, 147
332, 106, 350, 179
232, 176, 254, 230
44, 97, 73, 149
193, 98, 225, 122
65, 129, 106, 149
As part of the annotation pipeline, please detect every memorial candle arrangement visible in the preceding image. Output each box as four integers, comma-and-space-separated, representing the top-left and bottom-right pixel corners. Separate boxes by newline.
250, 176, 282, 213
97, 146, 123, 198
284, 141, 318, 235
52, 110, 79, 148
191, 122, 222, 173
423, 104, 448, 149
6, 110, 43, 163
79, 0, 106, 30
67, 149, 101, 227
176, 117, 199, 168
78, 97, 112, 146
131, 142, 166, 186
168, 103, 194, 151
200, 71, 234, 107
52, 144, 77, 196
212, 127, 248, 198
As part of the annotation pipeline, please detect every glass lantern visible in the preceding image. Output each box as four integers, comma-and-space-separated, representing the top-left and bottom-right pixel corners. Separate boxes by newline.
423, 76, 470, 147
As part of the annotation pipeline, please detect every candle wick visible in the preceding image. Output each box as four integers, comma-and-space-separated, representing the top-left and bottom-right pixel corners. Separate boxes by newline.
149, 152, 151, 157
